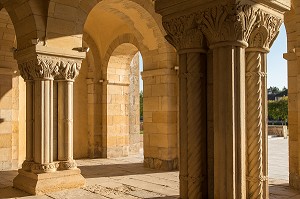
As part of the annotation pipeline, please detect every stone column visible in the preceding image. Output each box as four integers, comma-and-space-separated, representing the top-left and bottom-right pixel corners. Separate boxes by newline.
164, 14, 208, 198
17, 53, 57, 173
156, 1, 289, 198
245, 13, 282, 199
13, 46, 85, 195
32, 77, 56, 172
22, 79, 34, 171
198, 4, 258, 198
56, 60, 81, 170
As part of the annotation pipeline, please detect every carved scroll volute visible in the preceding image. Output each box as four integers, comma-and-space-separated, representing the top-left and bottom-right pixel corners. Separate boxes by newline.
197, 4, 259, 47
248, 11, 282, 50
163, 14, 206, 51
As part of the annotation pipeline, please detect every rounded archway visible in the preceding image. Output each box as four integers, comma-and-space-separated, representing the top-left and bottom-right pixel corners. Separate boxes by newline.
71, 0, 178, 170
100, 42, 140, 158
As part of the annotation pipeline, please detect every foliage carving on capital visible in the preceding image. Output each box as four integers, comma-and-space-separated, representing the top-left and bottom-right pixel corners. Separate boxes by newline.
163, 14, 205, 50
18, 56, 59, 80
248, 11, 282, 50
56, 59, 81, 81
18, 55, 82, 81
197, 4, 259, 45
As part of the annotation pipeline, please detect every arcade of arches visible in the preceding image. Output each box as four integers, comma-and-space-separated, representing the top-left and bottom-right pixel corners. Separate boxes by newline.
0, 0, 298, 198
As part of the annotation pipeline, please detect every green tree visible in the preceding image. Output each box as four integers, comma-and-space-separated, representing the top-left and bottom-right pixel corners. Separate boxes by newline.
268, 86, 280, 94
268, 96, 288, 124
140, 91, 143, 119
282, 86, 288, 92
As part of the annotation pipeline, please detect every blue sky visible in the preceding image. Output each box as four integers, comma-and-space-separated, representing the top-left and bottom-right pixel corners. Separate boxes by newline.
139, 53, 143, 91
139, 25, 288, 91
267, 25, 287, 89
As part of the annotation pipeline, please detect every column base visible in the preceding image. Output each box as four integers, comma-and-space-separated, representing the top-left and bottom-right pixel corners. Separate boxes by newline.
144, 157, 178, 171
13, 168, 85, 195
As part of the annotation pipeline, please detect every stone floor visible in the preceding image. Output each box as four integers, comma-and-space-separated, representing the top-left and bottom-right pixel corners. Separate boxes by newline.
0, 137, 299, 198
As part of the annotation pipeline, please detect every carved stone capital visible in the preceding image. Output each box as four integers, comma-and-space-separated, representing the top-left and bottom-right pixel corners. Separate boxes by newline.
163, 14, 206, 51
248, 10, 282, 50
15, 45, 85, 81
18, 55, 82, 81
197, 4, 259, 47
18, 55, 60, 80
55, 58, 81, 81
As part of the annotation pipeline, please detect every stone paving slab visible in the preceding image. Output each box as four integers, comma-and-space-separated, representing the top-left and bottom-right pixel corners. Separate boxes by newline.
0, 137, 299, 198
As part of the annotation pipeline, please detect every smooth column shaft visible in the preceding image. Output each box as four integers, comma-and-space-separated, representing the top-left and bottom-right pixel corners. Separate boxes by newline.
26, 81, 34, 162
213, 45, 246, 199
58, 81, 74, 161
34, 80, 54, 164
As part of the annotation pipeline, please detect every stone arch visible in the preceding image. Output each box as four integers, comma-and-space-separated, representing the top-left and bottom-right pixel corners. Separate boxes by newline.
0, 0, 48, 50
81, 1, 178, 167
47, 0, 175, 62
102, 33, 142, 70
82, 32, 102, 79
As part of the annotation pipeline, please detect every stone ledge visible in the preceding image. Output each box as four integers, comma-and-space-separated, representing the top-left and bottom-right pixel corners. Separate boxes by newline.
144, 157, 178, 171
141, 68, 177, 78
13, 168, 85, 195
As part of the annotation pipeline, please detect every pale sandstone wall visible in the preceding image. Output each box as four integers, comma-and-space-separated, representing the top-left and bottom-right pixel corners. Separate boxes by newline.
285, 1, 300, 189
0, 9, 26, 170
73, 57, 89, 159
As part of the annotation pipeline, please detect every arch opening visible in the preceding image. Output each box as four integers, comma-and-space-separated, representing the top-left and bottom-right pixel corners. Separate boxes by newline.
267, 21, 289, 193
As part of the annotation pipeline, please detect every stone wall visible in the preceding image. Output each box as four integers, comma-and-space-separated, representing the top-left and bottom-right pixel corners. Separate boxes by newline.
268, 125, 288, 138
0, 9, 26, 170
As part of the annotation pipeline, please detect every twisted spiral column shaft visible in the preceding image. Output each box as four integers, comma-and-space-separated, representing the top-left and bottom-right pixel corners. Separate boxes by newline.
179, 52, 208, 199
246, 51, 266, 199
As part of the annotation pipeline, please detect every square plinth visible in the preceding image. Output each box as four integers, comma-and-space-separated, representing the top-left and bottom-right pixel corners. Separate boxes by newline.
13, 169, 86, 195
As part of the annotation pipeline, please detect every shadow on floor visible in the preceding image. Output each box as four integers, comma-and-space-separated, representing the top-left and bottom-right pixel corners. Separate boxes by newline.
79, 162, 171, 178
0, 187, 30, 199
0, 170, 30, 198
